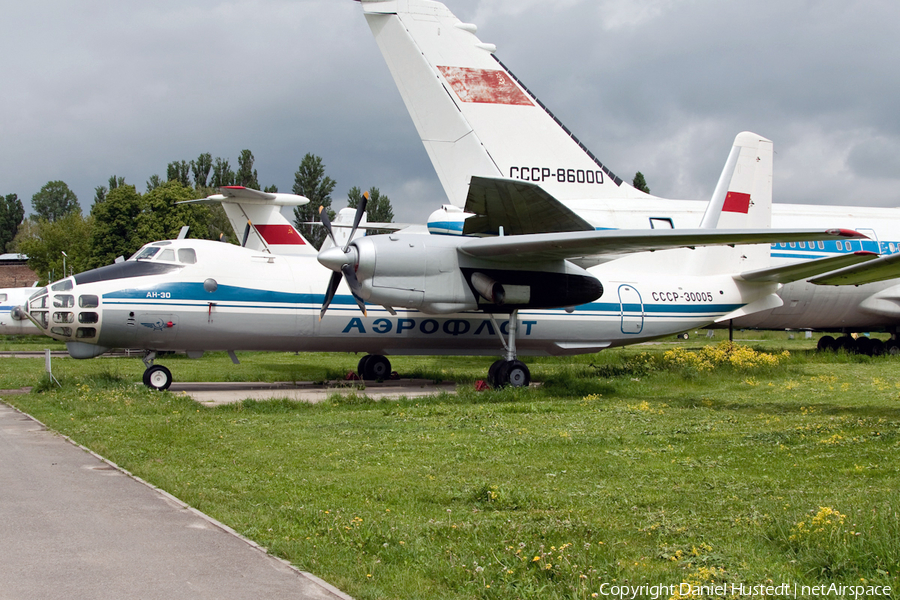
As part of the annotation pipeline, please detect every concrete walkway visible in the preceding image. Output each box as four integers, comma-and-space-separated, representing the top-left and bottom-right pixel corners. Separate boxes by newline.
0, 401, 352, 600
170, 379, 459, 407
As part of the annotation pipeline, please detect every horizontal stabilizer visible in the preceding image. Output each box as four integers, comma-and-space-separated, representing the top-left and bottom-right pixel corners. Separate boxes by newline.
458, 228, 867, 264
809, 252, 900, 286
737, 251, 879, 283
181, 186, 310, 207
463, 177, 594, 236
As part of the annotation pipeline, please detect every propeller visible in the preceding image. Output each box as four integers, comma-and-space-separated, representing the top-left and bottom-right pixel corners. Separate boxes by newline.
318, 192, 369, 320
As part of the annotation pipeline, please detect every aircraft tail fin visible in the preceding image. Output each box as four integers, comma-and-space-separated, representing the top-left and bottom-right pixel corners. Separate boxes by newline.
359, 0, 640, 206
181, 186, 317, 256
692, 132, 774, 273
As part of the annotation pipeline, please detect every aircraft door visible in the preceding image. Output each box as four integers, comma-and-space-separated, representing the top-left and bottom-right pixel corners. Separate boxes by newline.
855, 229, 884, 254
618, 285, 644, 335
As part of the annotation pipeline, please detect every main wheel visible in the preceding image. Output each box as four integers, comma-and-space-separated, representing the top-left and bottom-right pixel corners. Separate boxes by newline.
886, 340, 900, 356
817, 335, 836, 352
360, 355, 391, 380
142, 365, 173, 391
487, 359, 505, 387
491, 360, 531, 389
504, 360, 531, 388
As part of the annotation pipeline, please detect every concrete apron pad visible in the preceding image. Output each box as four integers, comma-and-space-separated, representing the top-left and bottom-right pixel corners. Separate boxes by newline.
0, 401, 352, 600
170, 379, 459, 407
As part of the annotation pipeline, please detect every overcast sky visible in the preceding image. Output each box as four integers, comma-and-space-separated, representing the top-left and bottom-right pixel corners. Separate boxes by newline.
2, 0, 899, 224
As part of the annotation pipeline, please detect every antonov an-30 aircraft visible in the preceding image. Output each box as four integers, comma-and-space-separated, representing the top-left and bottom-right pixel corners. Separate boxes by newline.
356, 0, 900, 353
19, 144, 869, 389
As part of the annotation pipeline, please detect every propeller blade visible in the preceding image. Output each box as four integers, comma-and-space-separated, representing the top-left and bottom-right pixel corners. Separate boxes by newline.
319, 205, 337, 248
343, 191, 369, 252
319, 271, 343, 321
341, 264, 367, 317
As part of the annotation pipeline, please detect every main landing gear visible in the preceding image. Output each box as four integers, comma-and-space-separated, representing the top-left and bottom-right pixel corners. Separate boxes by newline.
816, 333, 900, 356
357, 354, 392, 380
487, 310, 531, 389
141, 351, 173, 391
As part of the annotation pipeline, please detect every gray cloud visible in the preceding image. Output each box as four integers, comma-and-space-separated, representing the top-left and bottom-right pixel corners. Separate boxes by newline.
2, 0, 899, 225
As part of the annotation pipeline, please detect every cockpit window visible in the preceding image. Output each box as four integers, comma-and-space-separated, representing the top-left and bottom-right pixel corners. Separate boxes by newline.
51, 279, 74, 292
178, 248, 197, 264
159, 249, 176, 262
135, 247, 160, 260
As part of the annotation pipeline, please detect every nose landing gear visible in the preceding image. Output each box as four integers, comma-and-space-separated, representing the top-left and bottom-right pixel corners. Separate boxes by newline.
141, 351, 173, 391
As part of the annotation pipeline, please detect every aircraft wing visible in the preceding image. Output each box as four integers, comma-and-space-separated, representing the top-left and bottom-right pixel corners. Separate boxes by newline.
457, 228, 866, 263
809, 252, 900, 285
463, 176, 593, 236
737, 252, 880, 283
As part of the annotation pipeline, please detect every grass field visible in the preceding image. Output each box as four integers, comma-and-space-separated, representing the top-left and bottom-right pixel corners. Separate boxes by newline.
1, 332, 898, 599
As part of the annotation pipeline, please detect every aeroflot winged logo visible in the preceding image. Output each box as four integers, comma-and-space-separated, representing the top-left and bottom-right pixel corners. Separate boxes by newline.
437, 66, 534, 106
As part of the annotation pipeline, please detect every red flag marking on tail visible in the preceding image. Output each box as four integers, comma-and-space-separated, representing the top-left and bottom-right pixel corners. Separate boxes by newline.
723, 191, 751, 214
256, 225, 305, 245
437, 66, 533, 106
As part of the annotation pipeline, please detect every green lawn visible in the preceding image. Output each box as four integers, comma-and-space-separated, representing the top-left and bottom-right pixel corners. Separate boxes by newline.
2, 335, 898, 600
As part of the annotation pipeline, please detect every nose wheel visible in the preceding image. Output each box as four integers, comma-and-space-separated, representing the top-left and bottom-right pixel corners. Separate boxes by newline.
142, 364, 173, 391
141, 351, 173, 391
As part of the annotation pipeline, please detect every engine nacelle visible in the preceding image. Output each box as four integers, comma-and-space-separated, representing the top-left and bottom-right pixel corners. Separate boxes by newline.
349, 234, 603, 314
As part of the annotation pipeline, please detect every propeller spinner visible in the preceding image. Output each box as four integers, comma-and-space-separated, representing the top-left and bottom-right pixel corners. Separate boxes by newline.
317, 192, 369, 320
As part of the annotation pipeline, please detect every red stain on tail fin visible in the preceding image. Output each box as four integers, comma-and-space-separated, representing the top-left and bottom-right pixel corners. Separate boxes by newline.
437, 66, 533, 106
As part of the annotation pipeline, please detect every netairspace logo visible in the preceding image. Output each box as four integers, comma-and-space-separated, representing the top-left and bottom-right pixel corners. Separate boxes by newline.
596, 582, 893, 599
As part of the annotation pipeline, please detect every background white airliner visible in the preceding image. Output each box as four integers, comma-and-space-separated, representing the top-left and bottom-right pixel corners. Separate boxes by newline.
0, 286, 40, 335
357, 0, 900, 354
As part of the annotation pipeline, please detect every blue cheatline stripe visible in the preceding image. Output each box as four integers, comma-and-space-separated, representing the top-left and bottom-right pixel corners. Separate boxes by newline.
102, 282, 745, 318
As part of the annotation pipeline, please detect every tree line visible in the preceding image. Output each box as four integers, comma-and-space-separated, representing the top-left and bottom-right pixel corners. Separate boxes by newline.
0, 151, 393, 283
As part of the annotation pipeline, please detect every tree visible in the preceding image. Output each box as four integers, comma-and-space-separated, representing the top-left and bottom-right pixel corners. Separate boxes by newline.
1, 193, 25, 252
236, 149, 259, 189
211, 157, 236, 188
13, 212, 93, 282
93, 175, 126, 205
146, 174, 163, 192
633, 171, 650, 194
292, 154, 336, 249
167, 160, 191, 187
88, 184, 144, 268
134, 181, 217, 244
31, 181, 80, 222
347, 186, 394, 226
191, 153, 213, 188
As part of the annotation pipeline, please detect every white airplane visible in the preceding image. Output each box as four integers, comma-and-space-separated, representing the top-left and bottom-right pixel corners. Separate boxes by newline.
17, 141, 871, 389
357, 0, 900, 354
0, 285, 40, 335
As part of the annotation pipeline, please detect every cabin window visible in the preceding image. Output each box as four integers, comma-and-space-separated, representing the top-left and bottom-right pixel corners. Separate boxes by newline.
79, 295, 99, 308
178, 248, 197, 264
799, 241, 806, 249
818, 241, 824, 250
53, 295, 75, 308
789, 242, 796, 248
0, 294, 6, 303
891, 243, 897, 253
